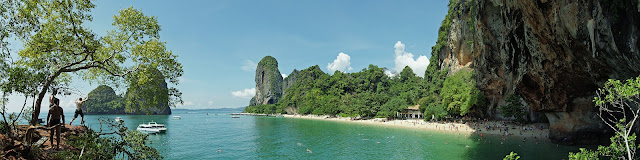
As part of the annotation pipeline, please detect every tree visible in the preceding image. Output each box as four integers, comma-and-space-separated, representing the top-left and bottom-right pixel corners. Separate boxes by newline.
500, 94, 526, 123
0, 66, 48, 138
8, 0, 183, 125
592, 77, 640, 160
377, 98, 407, 118
440, 69, 484, 116
52, 117, 162, 159
568, 76, 640, 160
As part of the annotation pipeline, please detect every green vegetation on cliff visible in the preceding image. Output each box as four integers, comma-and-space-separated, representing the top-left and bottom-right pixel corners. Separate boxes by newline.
84, 85, 126, 114
245, 59, 485, 120
84, 68, 171, 115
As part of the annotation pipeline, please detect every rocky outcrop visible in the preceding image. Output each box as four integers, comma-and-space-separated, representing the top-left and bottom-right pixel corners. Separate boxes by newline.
250, 56, 284, 106
282, 69, 299, 97
437, 0, 640, 144
83, 85, 126, 114
83, 68, 171, 115
124, 79, 172, 115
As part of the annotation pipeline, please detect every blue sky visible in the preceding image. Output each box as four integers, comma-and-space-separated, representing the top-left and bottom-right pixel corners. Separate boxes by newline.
5, 0, 449, 112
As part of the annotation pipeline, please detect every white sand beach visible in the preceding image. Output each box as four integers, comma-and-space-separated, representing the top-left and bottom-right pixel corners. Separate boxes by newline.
282, 114, 549, 139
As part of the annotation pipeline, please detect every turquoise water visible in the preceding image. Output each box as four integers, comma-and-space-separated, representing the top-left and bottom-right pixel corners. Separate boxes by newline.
46, 109, 585, 159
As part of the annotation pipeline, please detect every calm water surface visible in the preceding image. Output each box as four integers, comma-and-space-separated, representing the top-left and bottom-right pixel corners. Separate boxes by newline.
50, 109, 585, 159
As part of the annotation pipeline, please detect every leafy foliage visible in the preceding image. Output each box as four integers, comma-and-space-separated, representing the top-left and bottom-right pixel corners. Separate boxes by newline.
440, 69, 485, 116
84, 68, 170, 115
500, 94, 526, 123
246, 60, 486, 120
84, 85, 125, 114
4, 0, 183, 125
124, 67, 170, 114
52, 117, 161, 159
246, 0, 487, 120
569, 76, 640, 160
503, 152, 521, 160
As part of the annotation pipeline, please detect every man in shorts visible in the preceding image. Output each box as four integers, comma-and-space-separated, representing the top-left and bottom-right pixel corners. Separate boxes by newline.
70, 95, 89, 125
46, 98, 65, 149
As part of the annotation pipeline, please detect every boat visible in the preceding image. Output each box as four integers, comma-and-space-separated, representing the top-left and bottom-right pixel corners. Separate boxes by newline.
276, 115, 284, 118
114, 117, 124, 122
231, 116, 240, 118
136, 122, 167, 134
173, 116, 181, 119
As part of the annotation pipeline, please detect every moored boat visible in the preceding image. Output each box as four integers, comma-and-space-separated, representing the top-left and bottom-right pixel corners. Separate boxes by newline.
136, 121, 167, 134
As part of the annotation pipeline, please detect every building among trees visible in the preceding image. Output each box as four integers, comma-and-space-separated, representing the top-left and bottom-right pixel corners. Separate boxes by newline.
397, 105, 423, 119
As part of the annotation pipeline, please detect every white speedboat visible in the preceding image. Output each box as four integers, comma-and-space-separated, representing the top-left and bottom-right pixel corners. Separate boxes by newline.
136, 122, 167, 134
114, 117, 124, 122
173, 116, 181, 119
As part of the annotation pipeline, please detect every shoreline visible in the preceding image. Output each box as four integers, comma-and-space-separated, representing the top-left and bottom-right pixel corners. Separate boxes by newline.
279, 114, 549, 139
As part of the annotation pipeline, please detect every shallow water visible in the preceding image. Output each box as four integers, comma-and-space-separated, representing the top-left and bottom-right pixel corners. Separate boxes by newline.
48, 109, 587, 159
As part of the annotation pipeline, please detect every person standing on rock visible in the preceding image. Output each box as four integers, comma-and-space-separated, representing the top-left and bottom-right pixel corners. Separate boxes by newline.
49, 89, 58, 106
70, 95, 89, 125
46, 98, 64, 149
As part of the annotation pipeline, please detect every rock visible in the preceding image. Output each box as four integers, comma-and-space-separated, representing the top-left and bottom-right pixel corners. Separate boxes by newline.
83, 85, 126, 114
251, 56, 284, 106
282, 69, 300, 97
124, 75, 172, 115
83, 68, 171, 115
437, 0, 640, 144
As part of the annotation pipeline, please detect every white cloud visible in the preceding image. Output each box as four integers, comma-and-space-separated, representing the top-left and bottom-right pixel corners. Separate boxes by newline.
240, 60, 257, 72
281, 74, 287, 78
178, 101, 194, 107
63, 99, 76, 110
392, 41, 429, 77
208, 101, 214, 106
231, 88, 256, 99
327, 52, 353, 73
384, 69, 396, 78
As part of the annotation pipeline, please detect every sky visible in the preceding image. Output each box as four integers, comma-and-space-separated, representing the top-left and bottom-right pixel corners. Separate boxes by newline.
4, 0, 449, 112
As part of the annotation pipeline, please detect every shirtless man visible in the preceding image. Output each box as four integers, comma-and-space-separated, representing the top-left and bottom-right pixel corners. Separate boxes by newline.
46, 98, 65, 149
70, 95, 89, 125
49, 89, 57, 107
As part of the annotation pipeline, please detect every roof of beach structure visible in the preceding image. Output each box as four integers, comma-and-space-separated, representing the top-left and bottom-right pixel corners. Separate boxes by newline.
407, 105, 420, 110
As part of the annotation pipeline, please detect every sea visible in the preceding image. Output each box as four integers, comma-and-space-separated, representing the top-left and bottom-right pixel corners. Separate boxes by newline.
39, 108, 587, 160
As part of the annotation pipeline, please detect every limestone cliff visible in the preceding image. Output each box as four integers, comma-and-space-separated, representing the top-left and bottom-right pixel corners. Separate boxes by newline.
83, 68, 172, 115
250, 56, 284, 106
83, 85, 126, 114
437, 0, 640, 144
282, 69, 300, 97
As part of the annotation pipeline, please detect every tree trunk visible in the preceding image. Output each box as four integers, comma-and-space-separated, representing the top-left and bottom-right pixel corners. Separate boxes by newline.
30, 72, 61, 125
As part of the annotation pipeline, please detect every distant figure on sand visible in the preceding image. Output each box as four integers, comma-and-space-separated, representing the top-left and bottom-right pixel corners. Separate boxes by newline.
70, 95, 89, 125
46, 98, 65, 149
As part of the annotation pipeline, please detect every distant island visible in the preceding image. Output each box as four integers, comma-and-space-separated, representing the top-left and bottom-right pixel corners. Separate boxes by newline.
82, 68, 172, 115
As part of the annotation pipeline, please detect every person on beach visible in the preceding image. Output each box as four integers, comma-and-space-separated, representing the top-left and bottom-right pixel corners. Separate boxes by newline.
47, 98, 65, 149
70, 95, 89, 125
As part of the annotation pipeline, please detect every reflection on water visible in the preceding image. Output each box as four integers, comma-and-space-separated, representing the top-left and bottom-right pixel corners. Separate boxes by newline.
64, 110, 586, 160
